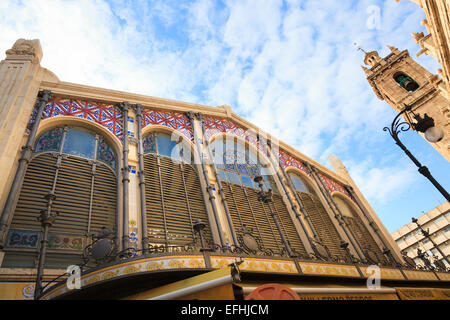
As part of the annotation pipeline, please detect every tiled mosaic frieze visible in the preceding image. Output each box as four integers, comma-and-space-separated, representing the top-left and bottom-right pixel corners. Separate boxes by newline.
403, 270, 439, 281
202, 116, 262, 151
141, 109, 193, 140
318, 172, 351, 198
41, 255, 207, 300
299, 262, 361, 278
359, 267, 405, 280
5, 230, 40, 248
5, 230, 84, 251
210, 256, 298, 274
278, 150, 310, 176
29, 98, 124, 138
47, 234, 84, 251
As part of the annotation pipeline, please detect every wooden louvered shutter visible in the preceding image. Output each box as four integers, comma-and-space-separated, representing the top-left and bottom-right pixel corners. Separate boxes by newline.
297, 192, 346, 258
144, 154, 212, 246
222, 182, 307, 257
5, 152, 117, 268
345, 215, 387, 263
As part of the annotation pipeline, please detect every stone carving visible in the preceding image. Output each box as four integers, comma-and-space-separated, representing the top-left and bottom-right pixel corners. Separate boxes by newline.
5, 38, 42, 62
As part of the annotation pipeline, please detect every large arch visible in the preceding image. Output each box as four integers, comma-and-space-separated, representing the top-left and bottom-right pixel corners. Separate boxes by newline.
208, 133, 308, 257
2, 118, 120, 269
285, 167, 347, 260
332, 191, 387, 264
141, 125, 214, 250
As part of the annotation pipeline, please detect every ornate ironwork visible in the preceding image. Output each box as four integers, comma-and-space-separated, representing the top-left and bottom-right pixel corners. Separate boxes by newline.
310, 240, 332, 261
236, 224, 274, 256
412, 217, 450, 266
401, 251, 417, 269
384, 105, 450, 202
416, 248, 433, 271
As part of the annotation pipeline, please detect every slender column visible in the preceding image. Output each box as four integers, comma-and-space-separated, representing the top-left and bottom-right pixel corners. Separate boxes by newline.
133, 104, 148, 252
0, 90, 52, 247
34, 126, 67, 299
306, 163, 366, 262
197, 113, 238, 246
186, 112, 226, 249
34, 194, 58, 300
86, 135, 99, 236
344, 185, 399, 265
262, 139, 315, 257
119, 102, 130, 249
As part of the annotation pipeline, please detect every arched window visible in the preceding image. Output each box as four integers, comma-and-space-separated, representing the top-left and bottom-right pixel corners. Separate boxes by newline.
212, 138, 278, 193
394, 72, 419, 92
289, 173, 312, 194
142, 131, 212, 249
333, 195, 386, 264
287, 172, 346, 259
3, 126, 117, 268
210, 136, 307, 257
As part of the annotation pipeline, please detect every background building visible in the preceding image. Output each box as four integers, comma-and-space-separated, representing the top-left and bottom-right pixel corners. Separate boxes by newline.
392, 201, 450, 269
0, 38, 449, 300
397, 0, 450, 99
362, 46, 450, 162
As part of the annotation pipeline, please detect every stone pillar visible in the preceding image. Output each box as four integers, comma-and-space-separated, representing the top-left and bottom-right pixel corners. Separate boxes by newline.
328, 154, 404, 263
0, 39, 45, 218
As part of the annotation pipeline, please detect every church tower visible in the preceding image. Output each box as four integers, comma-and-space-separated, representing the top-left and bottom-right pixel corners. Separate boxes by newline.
362, 46, 450, 162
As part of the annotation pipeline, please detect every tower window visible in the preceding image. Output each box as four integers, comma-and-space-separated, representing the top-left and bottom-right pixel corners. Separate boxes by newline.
394, 72, 419, 92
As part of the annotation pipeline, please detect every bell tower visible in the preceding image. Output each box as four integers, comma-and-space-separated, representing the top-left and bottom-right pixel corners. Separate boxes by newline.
363, 46, 450, 162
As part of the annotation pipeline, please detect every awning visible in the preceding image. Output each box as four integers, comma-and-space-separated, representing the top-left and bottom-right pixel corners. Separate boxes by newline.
236, 283, 399, 300
395, 288, 450, 300
122, 265, 239, 300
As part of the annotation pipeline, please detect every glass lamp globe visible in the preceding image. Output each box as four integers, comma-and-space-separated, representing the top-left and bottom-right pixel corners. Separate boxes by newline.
424, 126, 444, 143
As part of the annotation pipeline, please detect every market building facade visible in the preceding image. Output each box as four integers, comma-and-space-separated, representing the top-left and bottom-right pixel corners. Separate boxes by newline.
0, 39, 449, 300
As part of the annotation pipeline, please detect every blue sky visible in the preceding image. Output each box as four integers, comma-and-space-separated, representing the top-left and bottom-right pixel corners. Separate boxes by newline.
1, 0, 449, 233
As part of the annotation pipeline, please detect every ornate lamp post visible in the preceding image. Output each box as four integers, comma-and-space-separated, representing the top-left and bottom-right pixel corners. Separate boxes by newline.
383, 105, 450, 202
411, 217, 449, 266
253, 175, 294, 257
34, 193, 59, 300
193, 218, 206, 250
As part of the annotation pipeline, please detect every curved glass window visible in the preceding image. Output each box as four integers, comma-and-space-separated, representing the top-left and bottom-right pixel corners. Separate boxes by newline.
34, 127, 64, 153
333, 196, 354, 217
62, 129, 96, 159
143, 132, 189, 162
211, 137, 277, 193
289, 173, 311, 194
34, 127, 117, 170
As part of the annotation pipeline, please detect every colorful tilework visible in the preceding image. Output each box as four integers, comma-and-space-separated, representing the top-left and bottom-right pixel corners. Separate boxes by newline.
141, 109, 193, 140
31, 98, 124, 138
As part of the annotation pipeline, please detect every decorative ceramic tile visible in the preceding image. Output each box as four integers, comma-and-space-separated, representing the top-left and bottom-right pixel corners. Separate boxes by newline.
202, 116, 262, 152
436, 272, 450, 281
277, 150, 310, 176
359, 267, 405, 280
40, 255, 207, 300
403, 270, 439, 281
141, 109, 193, 140
299, 262, 361, 278
210, 256, 298, 274
5, 230, 40, 248
33, 98, 124, 138
47, 234, 84, 251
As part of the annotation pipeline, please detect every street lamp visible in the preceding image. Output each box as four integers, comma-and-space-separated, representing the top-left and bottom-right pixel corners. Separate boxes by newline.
411, 217, 449, 266
193, 218, 206, 250
383, 105, 450, 202
253, 175, 294, 257
34, 193, 59, 300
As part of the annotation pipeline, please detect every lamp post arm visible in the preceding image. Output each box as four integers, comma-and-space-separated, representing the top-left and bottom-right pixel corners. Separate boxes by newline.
384, 108, 450, 202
